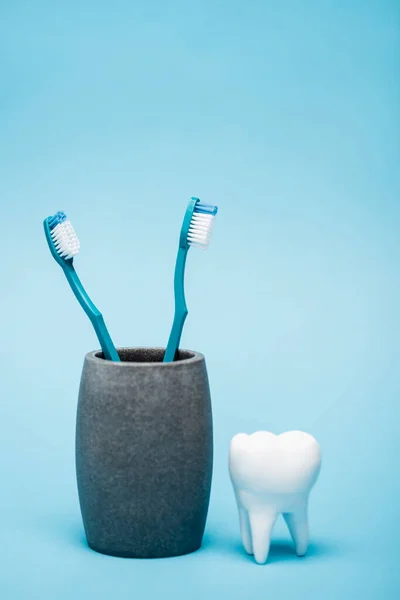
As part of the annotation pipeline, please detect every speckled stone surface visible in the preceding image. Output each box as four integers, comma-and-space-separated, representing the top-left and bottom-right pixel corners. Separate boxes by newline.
76, 347, 213, 558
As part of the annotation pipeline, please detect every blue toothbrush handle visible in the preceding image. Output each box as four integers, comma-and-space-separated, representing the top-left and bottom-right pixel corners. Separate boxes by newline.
63, 264, 120, 362
164, 247, 188, 362
164, 309, 188, 362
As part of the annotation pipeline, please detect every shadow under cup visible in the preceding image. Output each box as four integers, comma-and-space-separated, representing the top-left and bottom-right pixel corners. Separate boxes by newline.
76, 347, 213, 558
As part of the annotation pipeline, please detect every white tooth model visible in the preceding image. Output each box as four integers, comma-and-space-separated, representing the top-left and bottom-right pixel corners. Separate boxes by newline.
229, 431, 321, 564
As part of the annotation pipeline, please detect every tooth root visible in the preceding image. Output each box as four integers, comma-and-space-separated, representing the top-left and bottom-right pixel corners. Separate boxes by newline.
283, 504, 309, 556
233, 491, 253, 555
248, 510, 277, 564
238, 506, 253, 555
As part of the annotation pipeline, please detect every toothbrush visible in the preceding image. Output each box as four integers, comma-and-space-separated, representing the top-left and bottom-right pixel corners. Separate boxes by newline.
163, 197, 218, 363
43, 211, 120, 362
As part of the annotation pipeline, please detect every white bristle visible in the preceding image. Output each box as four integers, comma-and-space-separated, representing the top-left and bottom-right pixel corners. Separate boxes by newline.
50, 220, 80, 260
188, 212, 215, 249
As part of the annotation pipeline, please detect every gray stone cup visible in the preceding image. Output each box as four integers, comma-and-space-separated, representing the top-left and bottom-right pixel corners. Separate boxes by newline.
75, 347, 213, 558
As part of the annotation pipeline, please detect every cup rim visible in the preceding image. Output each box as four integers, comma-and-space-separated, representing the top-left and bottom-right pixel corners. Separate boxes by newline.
85, 346, 205, 367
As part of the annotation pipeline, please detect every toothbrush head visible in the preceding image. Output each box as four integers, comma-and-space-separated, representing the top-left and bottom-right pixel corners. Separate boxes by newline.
43, 211, 80, 266
180, 197, 218, 250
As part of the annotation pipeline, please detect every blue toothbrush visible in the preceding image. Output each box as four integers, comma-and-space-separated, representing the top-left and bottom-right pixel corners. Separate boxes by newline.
43, 211, 120, 362
163, 198, 218, 363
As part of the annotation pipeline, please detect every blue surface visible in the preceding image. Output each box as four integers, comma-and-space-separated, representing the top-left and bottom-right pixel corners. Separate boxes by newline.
0, 1, 399, 598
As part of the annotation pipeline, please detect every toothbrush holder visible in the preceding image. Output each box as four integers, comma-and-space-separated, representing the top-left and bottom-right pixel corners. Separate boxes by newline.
75, 347, 213, 558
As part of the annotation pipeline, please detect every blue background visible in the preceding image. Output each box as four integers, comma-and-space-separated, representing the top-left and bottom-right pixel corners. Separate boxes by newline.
0, 1, 399, 598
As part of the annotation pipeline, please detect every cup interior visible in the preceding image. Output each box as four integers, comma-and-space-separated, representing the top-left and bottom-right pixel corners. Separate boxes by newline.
95, 348, 195, 363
